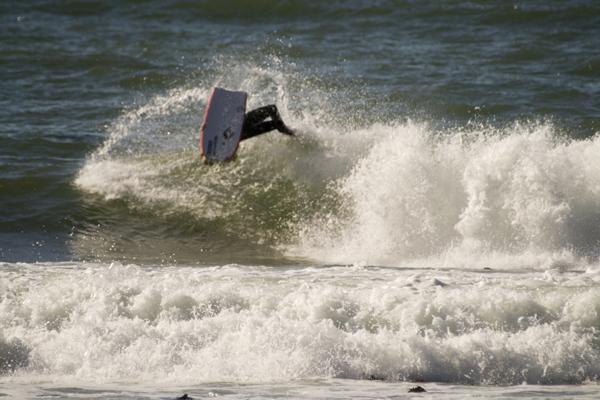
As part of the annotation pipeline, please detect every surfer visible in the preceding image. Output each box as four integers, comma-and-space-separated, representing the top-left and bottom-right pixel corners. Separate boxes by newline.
240, 105, 295, 141
200, 88, 294, 162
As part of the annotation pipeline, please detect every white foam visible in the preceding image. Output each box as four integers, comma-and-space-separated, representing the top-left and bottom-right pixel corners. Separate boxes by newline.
294, 122, 600, 267
1, 262, 599, 385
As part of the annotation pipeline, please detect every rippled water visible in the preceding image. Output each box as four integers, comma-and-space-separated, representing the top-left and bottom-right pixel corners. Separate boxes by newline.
1, 1, 600, 398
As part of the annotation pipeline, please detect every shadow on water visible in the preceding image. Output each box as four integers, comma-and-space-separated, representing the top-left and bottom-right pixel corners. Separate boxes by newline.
67, 192, 303, 266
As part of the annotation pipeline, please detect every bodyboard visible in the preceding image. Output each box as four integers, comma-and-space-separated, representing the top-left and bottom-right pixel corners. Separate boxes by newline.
200, 87, 248, 162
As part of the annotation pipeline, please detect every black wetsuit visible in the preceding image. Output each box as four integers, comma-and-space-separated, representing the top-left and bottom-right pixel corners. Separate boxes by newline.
240, 105, 294, 141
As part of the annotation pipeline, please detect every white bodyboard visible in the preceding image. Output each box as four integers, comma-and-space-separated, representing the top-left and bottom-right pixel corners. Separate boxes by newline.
200, 87, 248, 162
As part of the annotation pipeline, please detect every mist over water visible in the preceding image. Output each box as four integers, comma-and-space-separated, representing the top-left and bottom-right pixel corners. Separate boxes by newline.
2, 0, 600, 398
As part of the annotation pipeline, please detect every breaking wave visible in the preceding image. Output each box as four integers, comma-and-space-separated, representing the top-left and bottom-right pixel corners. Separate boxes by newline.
295, 122, 600, 266
75, 59, 600, 267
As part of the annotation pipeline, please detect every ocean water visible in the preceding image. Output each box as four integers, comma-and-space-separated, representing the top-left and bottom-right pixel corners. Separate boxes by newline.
2, 0, 600, 398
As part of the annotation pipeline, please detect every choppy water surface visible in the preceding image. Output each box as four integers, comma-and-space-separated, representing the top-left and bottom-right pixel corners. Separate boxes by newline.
1, 1, 600, 398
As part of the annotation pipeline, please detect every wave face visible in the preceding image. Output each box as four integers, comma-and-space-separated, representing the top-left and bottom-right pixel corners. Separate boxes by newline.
2, 262, 600, 385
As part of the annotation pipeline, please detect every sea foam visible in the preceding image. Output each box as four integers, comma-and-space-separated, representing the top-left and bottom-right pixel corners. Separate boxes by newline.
1, 262, 599, 384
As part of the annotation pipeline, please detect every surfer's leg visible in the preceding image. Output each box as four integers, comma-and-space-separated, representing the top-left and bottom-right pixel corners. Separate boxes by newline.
262, 105, 294, 135
241, 105, 294, 141
240, 120, 279, 141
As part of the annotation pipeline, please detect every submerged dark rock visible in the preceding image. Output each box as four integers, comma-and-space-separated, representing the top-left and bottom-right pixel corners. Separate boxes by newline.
176, 394, 192, 400
432, 278, 448, 287
0, 337, 30, 374
408, 385, 426, 393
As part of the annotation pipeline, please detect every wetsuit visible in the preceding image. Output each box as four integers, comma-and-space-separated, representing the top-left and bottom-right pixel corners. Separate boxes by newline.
240, 105, 294, 141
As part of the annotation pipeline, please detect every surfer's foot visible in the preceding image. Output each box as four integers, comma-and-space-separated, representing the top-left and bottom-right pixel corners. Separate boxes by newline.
280, 125, 295, 136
